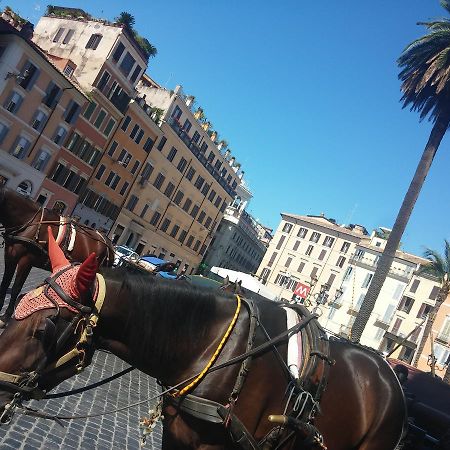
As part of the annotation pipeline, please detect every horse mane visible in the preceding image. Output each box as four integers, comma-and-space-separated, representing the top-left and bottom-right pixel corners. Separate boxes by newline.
103, 267, 224, 371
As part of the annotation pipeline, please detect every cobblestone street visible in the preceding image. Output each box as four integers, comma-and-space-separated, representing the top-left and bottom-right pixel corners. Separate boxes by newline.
0, 247, 163, 449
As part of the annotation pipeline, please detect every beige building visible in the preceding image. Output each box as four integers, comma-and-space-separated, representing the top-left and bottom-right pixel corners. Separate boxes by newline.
256, 213, 441, 363
108, 80, 242, 273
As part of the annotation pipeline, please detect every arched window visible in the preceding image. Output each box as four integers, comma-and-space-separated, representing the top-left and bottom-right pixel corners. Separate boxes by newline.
16, 180, 32, 197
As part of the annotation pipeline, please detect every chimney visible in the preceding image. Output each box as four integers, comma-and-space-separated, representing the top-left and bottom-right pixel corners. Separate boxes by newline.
186, 95, 195, 107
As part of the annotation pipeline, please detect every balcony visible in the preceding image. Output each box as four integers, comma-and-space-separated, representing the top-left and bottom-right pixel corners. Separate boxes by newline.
373, 315, 392, 331
347, 306, 360, 316
349, 255, 412, 283
436, 334, 450, 346
167, 116, 236, 198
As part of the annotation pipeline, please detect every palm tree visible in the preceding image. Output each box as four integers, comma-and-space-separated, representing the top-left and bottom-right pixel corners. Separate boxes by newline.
351, 1, 450, 341
115, 12, 135, 30
412, 241, 450, 374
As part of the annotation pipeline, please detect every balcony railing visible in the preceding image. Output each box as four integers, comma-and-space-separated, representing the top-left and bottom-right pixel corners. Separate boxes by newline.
339, 324, 351, 338
347, 306, 360, 316
373, 315, 392, 331
436, 334, 450, 345
167, 116, 236, 197
349, 255, 413, 282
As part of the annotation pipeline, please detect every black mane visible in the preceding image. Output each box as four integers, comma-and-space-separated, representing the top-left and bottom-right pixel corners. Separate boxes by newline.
103, 267, 226, 371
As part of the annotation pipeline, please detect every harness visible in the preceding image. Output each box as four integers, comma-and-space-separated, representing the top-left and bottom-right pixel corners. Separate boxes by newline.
163, 302, 332, 450
0, 265, 106, 424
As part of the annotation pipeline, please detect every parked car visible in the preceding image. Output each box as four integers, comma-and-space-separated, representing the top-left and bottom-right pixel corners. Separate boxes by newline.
113, 245, 139, 266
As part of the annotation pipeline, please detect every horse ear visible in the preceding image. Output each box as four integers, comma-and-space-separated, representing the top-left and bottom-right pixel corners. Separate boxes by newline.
74, 253, 98, 299
47, 226, 69, 272
223, 275, 229, 285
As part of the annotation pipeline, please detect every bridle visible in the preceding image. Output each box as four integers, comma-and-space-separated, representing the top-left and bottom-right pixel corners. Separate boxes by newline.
0, 265, 106, 424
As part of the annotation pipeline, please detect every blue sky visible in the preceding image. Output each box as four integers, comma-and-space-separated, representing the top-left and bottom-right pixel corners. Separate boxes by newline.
7, 0, 450, 256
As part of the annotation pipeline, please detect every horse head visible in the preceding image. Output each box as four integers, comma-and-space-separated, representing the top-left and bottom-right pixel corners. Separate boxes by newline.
0, 227, 99, 423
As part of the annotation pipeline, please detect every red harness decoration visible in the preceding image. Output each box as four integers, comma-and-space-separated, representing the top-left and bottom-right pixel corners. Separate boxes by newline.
14, 265, 98, 320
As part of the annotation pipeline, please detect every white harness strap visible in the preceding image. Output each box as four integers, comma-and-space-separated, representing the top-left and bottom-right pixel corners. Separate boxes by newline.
56, 217, 68, 245
68, 224, 76, 252
283, 307, 303, 379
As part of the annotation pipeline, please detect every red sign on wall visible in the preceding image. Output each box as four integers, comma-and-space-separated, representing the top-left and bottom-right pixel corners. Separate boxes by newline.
294, 282, 310, 299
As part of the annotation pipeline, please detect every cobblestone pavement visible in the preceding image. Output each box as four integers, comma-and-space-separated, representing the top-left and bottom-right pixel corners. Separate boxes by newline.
0, 247, 163, 449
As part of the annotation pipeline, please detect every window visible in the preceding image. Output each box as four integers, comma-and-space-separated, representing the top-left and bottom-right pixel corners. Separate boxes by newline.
194, 175, 205, 190
410, 279, 420, 293
140, 162, 154, 182
192, 131, 201, 143
95, 164, 106, 180
311, 267, 318, 279
105, 171, 121, 190
173, 190, 184, 205
208, 189, 216, 203
53, 28, 65, 43
285, 257, 292, 268
63, 64, 74, 78
108, 141, 118, 157
31, 110, 47, 131
121, 115, 131, 131
183, 119, 192, 132
182, 198, 192, 212
31, 149, 51, 171
112, 42, 125, 62
117, 149, 131, 166
429, 286, 440, 300
343, 266, 353, 281
341, 242, 350, 254
318, 249, 326, 261
362, 273, 373, 288
140, 204, 149, 219
164, 182, 175, 198
83, 102, 97, 120
19, 61, 39, 90
170, 224, 180, 238
43, 82, 62, 108
276, 235, 286, 250
282, 223, 293, 233
323, 236, 335, 248
143, 137, 154, 153
104, 118, 116, 137
0, 122, 9, 144
178, 230, 187, 243
305, 245, 314, 256
201, 142, 208, 153
177, 157, 188, 173
310, 232, 321, 243
190, 205, 199, 219
336, 256, 346, 268
130, 161, 140, 175
297, 262, 305, 273
119, 52, 136, 77
86, 33, 102, 50
94, 110, 107, 129
4, 91, 23, 113
160, 218, 171, 232
171, 105, 182, 120
64, 100, 81, 124
10, 136, 30, 159
167, 147, 177, 162
96, 71, 110, 92
197, 211, 206, 224
157, 137, 167, 151
119, 181, 129, 196
398, 296, 414, 314
214, 196, 222, 208
193, 240, 201, 252
417, 303, 433, 319
186, 235, 194, 248
61, 29, 75, 44
268, 252, 278, 267
130, 124, 140, 139
135, 129, 144, 144
126, 195, 138, 212
153, 173, 166, 190
150, 211, 161, 226
201, 183, 210, 196
293, 241, 300, 251
130, 64, 142, 83
186, 167, 196, 181
354, 249, 365, 261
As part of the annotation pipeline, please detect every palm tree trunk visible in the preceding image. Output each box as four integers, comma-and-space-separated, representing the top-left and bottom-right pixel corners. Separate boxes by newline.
351, 114, 450, 342
413, 298, 443, 367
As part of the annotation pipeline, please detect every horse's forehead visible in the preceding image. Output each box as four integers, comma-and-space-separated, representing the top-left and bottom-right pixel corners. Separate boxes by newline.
15, 266, 80, 319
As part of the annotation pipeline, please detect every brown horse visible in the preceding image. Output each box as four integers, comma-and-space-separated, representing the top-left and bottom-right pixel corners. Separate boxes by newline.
0, 187, 113, 322
0, 235, 407, 449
